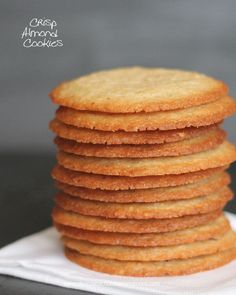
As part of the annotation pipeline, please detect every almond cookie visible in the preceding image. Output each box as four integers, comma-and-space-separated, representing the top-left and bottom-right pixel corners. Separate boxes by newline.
55, 215, 230, 247
65, 245, 236, 276
55, 187, 232, 219
56, 141, 236, 176
52, 165, 226, 190
52, 206, 222, 233
50, 67, 228, 113
50, 119, 221, 145
54, 128, 226, 158
55, 96, 236, 131
63, 230, 236, 261
55, 172, 230, 203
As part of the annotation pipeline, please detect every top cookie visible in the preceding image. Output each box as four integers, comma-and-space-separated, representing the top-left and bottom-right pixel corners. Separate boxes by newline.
50, 67, 228, 113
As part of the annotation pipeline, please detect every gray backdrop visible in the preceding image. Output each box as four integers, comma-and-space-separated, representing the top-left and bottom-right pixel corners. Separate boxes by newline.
0, 0, 236, 152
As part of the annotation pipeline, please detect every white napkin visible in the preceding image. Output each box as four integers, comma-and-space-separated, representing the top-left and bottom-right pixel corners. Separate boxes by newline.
0, 212, 236, 295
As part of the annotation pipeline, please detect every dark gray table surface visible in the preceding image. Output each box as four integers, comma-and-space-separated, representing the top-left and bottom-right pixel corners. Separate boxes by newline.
0, 152, 236, 294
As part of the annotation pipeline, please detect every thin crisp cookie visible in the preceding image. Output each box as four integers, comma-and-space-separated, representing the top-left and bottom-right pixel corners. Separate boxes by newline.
55, 96, 236, 131
52, 165, 227, 190
54, 128, 226, 158
65, 245, 236, 276
56, 141, 236, 176
54, 215, 230, 247
55, 187, 232, 219
52, 206, 222, 233
63, 230, 236, 261
50, 67, 228, 113
55, 172, 230, 203
50, 119, 221, 145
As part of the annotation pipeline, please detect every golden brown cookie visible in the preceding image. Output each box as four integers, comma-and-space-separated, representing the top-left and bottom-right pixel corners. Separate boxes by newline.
52, 206, 222, 233
63, 230, 236, 261
50, 67, 228, 113
65, 245, 236, 276
52, 165, 226, 190
55, 96, 236, 131
50, 119, 221, 145
54, 215, 230, 247
55, 187, 232, 219
54, 128, 226, 158
55, 172, 230, 203
57, 141, 236, 176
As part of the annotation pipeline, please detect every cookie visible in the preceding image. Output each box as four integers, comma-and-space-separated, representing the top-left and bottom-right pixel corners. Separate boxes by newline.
50, 67, 228, 113
55, 172, 230, 203
65, 245, 236, 276
52, 206, 221, 233
55, 96, 236, 131
56, 141, 236, 176
63, 229, 236, 261
54, 215, 230, 247
50, 119, 221, 145
55, 187, 232, 219
52, 165, 226, 190
54, 128, 226, 158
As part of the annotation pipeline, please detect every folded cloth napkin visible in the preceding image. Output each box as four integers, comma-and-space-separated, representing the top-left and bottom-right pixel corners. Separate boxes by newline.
1, 212, 236, 295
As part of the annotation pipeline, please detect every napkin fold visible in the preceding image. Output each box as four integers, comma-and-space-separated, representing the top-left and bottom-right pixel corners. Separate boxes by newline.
0, 212, 236, 295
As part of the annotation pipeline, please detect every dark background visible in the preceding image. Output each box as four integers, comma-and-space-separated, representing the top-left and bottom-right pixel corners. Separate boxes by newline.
0, 0, 236, 294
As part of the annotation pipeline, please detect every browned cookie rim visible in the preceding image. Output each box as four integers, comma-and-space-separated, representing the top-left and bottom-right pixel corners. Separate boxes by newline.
55, 172, 230, 203
55, 187, 232, 219
54, 215, 230, 247
65, 245, 236, 276
52, 206, 222, 233
51, 165, 227, 190
55, 96, 236, 131
54, 128, 226, 158
56, 141, 236, 176
63, 229, 236, 261
50, 119, 221, 145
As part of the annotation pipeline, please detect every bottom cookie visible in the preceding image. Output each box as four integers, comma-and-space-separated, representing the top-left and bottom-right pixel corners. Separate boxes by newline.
65, 245, 236, 276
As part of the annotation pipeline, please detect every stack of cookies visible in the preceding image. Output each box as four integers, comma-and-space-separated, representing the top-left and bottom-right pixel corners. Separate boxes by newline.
50, 67, 236, 276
